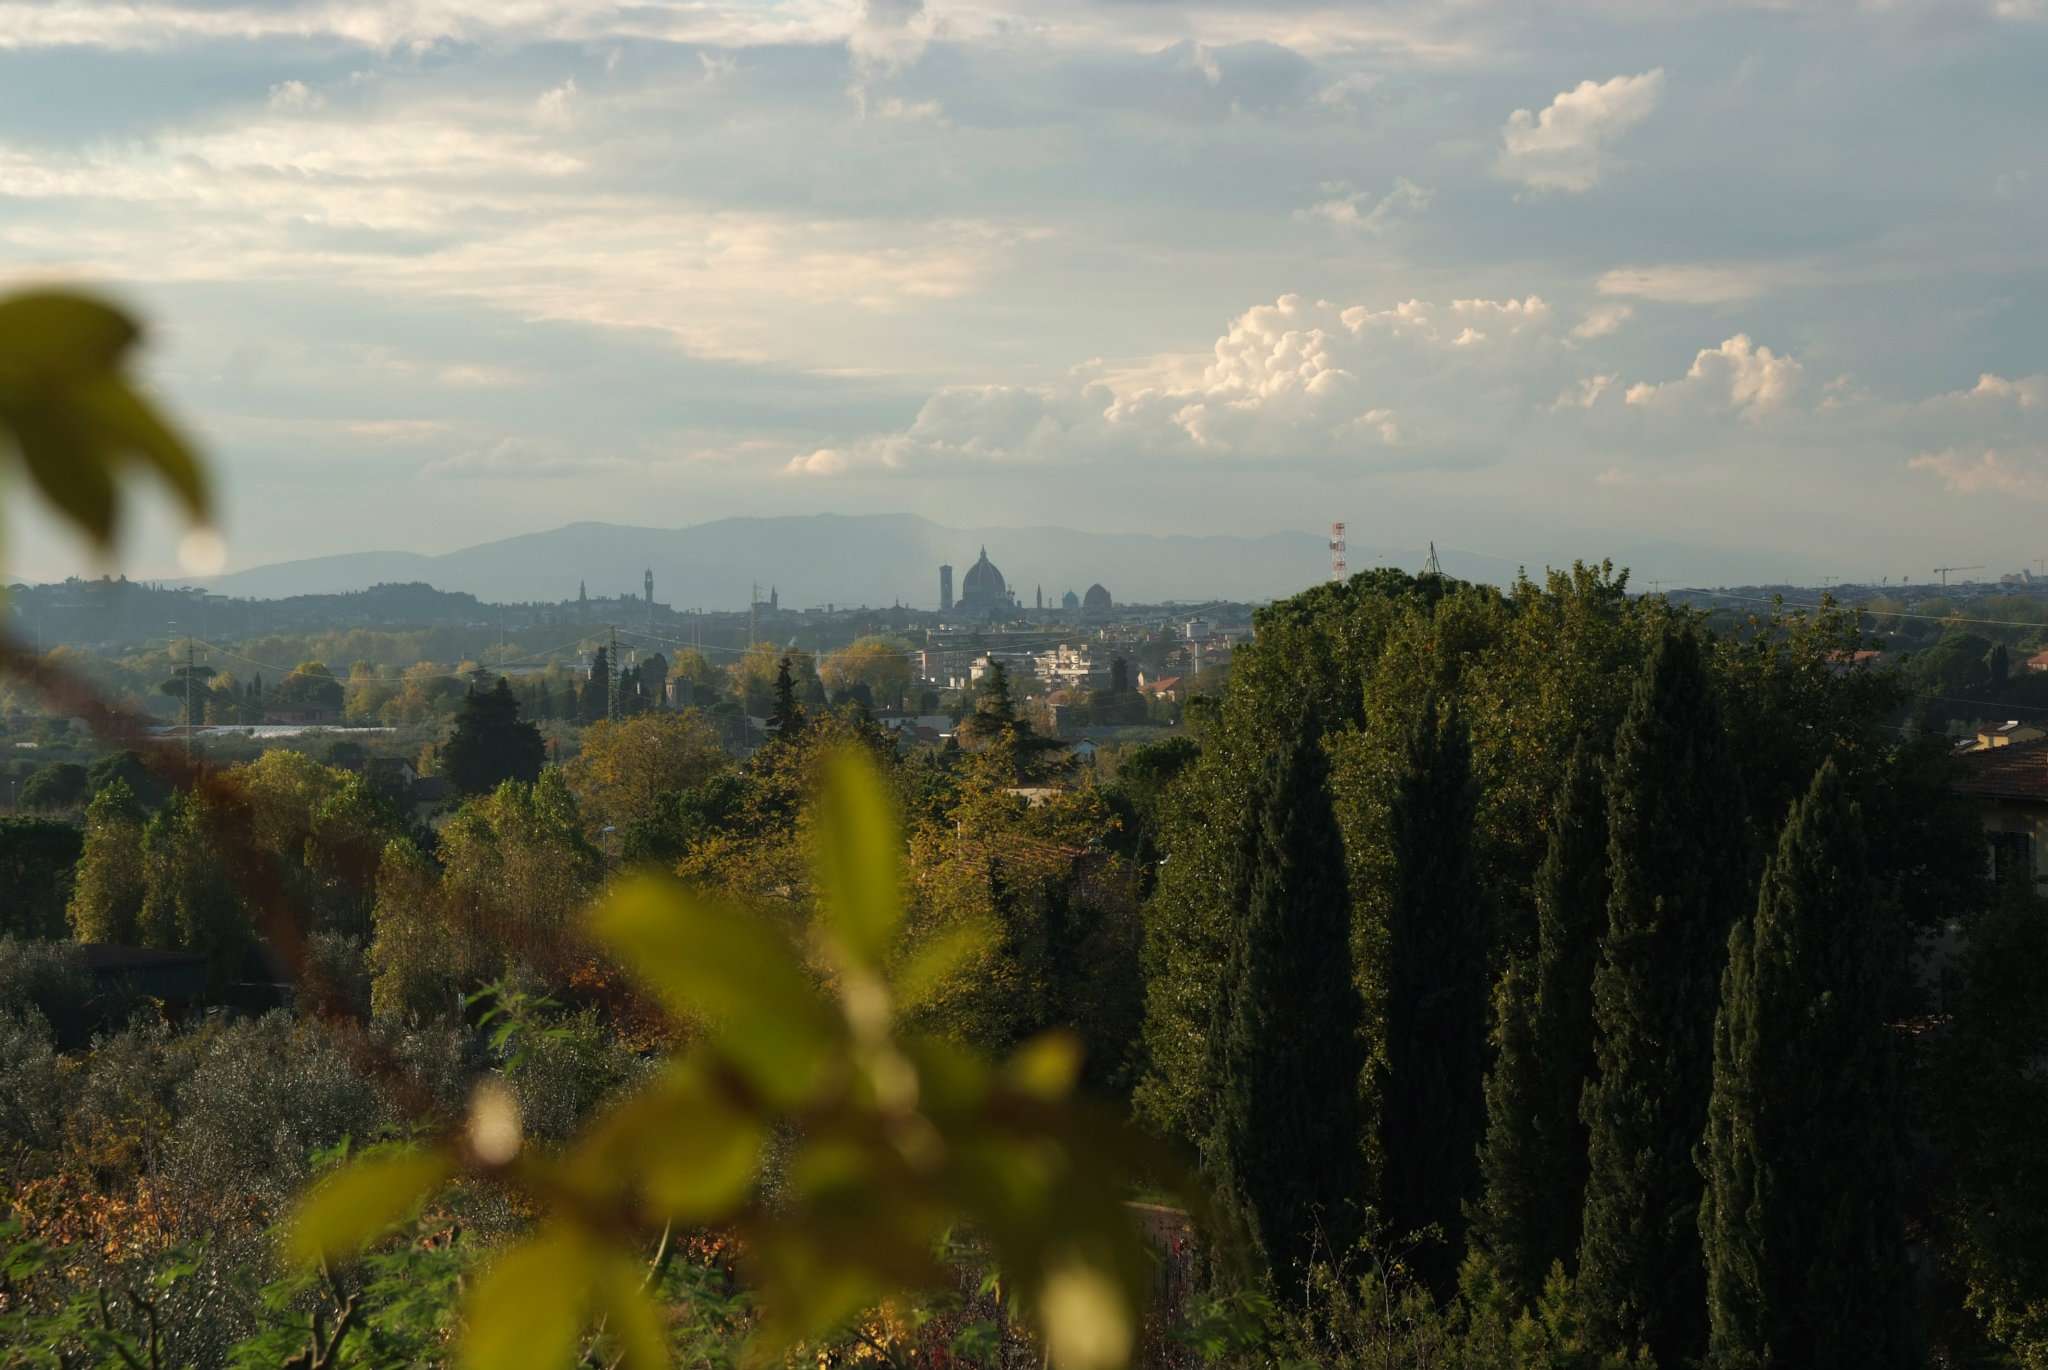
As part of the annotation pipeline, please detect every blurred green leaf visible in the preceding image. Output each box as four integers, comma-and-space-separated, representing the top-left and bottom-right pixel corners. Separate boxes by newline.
1006, 1031, 1084, 1101
814, 748, 903, 968
285, 1147, 451, 1267
894, 920, 997, 1012
1040, 1262, 1135, 1370
596, 1257, 670, 1370
571, 1058, 764, 1220
0, 289, 210, 549
591, 875, 838, 1105
461, 1227, 595, 1370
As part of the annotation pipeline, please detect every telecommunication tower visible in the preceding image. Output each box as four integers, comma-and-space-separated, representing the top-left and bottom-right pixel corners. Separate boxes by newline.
1329, 521, 1347, 582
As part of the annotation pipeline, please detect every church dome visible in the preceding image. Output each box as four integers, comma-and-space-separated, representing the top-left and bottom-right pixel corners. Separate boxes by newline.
960, 546, 1008, 610
1083, 583, 1112, 613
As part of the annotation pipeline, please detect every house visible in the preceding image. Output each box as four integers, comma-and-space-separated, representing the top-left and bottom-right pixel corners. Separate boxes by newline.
1824, 649, 1885, 674
1974, 720, 2047, 750
1953, 737, 2048, 885
2027, 649, 2048, 673
1137, 673, 1183, 702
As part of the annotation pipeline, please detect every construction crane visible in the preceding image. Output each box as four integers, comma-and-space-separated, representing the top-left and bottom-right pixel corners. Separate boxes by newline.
1933, 565, 1984, 587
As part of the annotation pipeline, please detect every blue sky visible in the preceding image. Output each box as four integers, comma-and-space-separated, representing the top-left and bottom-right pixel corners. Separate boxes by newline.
3, 0, 2045, 588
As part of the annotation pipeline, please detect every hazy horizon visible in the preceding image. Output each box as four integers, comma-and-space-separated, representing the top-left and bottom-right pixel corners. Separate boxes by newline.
3, 1, 2043, 587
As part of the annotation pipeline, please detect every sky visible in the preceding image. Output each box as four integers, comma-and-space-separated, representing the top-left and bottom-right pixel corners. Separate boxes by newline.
2, 0, 2045, 589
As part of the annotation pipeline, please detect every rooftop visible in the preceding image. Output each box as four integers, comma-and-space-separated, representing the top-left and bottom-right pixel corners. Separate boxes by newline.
1954, 737, 2048, 802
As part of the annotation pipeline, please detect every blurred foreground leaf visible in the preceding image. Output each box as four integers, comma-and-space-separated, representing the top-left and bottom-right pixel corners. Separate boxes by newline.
0, 289, 210, 548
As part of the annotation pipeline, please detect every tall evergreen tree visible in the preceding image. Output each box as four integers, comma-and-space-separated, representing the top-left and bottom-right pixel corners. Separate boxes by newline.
580, 647, 612, 723
1377, 697, 1487, 1295
1471, 739, 1609, 1303
1209, 715, 1366, 1293
1576, 626, 1749, 1366
443, 677, 546, 797
770, 655, 805, 737
1698, 759, 1915, 1369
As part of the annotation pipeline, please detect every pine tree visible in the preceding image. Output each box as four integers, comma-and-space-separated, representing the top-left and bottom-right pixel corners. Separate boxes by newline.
1209, 714, 1366, 1293
1471, 739, 1609, 1303
443, 677, 546, 797
1576, 626, 1749, 1366
1699, 759, 1915, 1369
582, 647, 611, 723
771, 655, 805, 737
1377, 697, 1487, 1295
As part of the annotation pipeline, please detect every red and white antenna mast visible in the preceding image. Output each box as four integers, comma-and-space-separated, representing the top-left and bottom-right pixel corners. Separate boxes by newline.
1329, 521, 1348, 582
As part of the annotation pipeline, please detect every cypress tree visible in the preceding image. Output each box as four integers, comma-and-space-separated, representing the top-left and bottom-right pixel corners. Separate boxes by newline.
771, 655, 805, 737
582, 647, 611, 723
1377, 697, 1487, 1296
1209, 714, 1366, 1293
1471, 739, 1609, 1302
1576, 626, 1749, 1366
1699, 759, 1915, 1369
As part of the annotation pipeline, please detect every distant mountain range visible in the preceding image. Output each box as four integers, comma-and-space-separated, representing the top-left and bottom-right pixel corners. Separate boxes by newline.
181, 514, 1529, 607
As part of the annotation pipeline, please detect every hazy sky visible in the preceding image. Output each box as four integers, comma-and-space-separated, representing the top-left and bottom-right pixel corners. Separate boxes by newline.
3, 0, 2045, 587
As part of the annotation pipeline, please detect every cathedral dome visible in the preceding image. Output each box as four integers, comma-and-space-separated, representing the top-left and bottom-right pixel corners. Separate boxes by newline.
1082, 583, 1112, 614
960, 546, 1008, 611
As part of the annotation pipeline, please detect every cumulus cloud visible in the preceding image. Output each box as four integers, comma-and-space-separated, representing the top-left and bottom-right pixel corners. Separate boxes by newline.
1624, 334, 1802, 419
1554, 374, 1617, 410
534, 78, 577, 124
1571, 304, 1633, 339
1499, 69, 1664, 192
793, 289, 1566, 475
1298, 177, 1433, 232
1908, 447, 2047, 496
1968, 372, 2046, 408
266, 79, 324, 112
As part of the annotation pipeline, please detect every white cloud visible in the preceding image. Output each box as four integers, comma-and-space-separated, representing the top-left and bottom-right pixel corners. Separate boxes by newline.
1499, 69, 1665, 192
534, 78, 577, 124
1298, 177, 1433, 232
1624, 334, 1803, 419
266, 79, 324, 112
784, 448, 852, 477
797, 289, 1565, 474
1596, 261, 1808, 304
1571, 304, 1633, 339
1968, 372, 2046, 408
422, 437, 636, 480
1908, 447, 2047, 496
1554, 374, 1617, 410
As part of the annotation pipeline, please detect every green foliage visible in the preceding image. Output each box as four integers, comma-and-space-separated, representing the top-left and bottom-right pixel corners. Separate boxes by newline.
66, 777, 148, 944
19, 761, 89, 812
1208, 712, 1367, 1291
1698, 760, 1915, 1369
442, 677, 545, 798
1470, 740, 1607, 1304
1575, 627, 1750, 1367
0, 816, 83, 938
1370, 698, 1486, 1297
293, 748, 1166, 1370
1926, 880, 2048, 1367
0, 290, 209, 551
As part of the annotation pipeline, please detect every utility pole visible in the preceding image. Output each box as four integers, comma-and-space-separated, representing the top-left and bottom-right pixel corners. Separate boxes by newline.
185, 635, 196, 757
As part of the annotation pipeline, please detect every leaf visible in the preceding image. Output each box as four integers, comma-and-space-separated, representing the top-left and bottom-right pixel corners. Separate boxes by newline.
460, 1228, 596, 1370
814, 748, 903, 969
1006, 1031, 1084, 1101
595, 1258, 669, 1370
570, 1059, 764, 1221
285, 1147, 451, 1267
0, 290, 211, 548
1038, 1261, 1135, 1370
590, 876, 837, 1105
0, 292, 136, 381
893, 919, 996, 1012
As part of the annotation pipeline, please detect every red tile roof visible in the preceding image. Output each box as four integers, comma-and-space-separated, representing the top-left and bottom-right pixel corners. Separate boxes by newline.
1955, 737, 2048, 801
